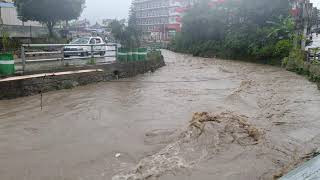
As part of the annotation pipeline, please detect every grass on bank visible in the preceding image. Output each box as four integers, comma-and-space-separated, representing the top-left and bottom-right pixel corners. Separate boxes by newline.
283, 48, 320, 90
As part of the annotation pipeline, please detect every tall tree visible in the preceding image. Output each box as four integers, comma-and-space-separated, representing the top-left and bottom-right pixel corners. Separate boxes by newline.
171, 0, 294, 59
109, 7, 142, 49
15, 0, 85, 37
127, 8, 141, 48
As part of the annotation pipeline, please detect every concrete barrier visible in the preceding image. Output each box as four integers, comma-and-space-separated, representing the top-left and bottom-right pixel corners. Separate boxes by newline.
0, 55, 165, 99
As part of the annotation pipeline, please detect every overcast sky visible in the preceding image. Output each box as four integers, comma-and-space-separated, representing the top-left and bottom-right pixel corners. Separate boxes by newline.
81, 0, 320, 24
311, 0, 320, 8
81, 0, 131, 24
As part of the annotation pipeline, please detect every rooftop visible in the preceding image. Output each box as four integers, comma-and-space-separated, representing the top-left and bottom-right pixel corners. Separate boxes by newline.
0, 1, 14, 8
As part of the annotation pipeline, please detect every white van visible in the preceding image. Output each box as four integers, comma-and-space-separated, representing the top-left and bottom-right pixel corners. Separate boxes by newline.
64, 36, 106, 57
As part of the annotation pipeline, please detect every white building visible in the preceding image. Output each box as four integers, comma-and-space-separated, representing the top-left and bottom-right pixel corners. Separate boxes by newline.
0, 0, 42, 27
132, 0, 198, 41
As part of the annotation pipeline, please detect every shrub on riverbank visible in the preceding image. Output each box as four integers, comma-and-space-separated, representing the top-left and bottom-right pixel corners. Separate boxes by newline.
147, 50, 163, 61
303, 63, 320, 89
284, 48, 320, 88
309, 62, 320, 81
282, 49, 305, 73
169, 0, 293, 63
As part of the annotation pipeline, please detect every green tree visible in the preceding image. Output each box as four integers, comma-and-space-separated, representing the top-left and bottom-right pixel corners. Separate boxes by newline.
171, 0, 294, 60
267, 16, 295, 40
127, 9, 141, 48
110, 20, 126, 45
110, 15, 141, 49
15, 0, 85, 37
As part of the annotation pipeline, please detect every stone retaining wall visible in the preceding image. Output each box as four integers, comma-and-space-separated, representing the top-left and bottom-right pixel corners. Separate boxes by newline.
0, 56, 165, 99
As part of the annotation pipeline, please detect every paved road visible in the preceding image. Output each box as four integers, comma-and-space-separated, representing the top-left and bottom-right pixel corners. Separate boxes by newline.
15, 51, 116, 73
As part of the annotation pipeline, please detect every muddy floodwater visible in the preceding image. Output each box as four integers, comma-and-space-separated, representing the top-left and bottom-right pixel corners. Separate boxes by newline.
1, 50, 320, 180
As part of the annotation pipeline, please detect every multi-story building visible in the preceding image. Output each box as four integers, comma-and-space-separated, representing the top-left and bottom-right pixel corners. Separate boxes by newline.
132, 0, 198, 41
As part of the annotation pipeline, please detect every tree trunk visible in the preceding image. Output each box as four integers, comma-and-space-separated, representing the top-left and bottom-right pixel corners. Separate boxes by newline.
0, 7, 2, 25
301, 21, 308, 50
46, 22, 56, 37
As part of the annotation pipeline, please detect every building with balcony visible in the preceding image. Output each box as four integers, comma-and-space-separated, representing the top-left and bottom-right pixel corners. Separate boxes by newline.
132, 0, 198, 41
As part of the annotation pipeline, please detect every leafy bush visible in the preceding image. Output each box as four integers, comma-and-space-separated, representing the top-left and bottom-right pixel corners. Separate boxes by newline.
274, 39, 293, 59
281, 48, 320, 87
284, 49, 305, 73
309, 64, 320, 82
147, 50, 162, 61
86, 58, 96, 65
284, 48, 305, 72
2, 31, 10, 52
0, 32, 22, 52
169, 0, 293, 62
110, 12, 141, 49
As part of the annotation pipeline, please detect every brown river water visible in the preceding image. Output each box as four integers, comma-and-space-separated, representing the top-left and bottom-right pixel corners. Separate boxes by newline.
0, 50, 320, 180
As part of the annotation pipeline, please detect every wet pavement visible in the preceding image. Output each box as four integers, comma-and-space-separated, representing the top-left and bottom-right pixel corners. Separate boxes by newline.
15, 50, 116, 73
0, 50, 320, 180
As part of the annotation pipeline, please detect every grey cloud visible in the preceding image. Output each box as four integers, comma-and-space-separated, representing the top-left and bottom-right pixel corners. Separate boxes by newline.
81, 0, 131, 23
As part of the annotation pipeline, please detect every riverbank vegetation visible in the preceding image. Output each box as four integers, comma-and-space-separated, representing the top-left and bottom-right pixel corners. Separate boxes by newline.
169, 0, 320, 89
170, 0, 293, 62
283, 49, 320, 89
110, 11, 141, 49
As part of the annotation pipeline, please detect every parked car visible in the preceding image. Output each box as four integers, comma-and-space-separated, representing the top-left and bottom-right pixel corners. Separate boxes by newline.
64, 36, 106, 57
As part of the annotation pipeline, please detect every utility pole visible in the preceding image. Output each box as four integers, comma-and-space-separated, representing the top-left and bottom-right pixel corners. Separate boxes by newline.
0, 6, 3, 25
291, 0, 301, 48
301, 1, 308, 50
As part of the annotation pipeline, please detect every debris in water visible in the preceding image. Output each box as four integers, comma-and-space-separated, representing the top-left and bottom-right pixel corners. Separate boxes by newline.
112, 111, 263, 180
273, 121, 287, 126
115, 153, 121, 158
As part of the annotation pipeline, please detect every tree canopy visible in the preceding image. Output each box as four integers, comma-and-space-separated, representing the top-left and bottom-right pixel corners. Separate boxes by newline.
170, 0, 294, 61
110, 10, 141, 49
15, 0, 85, 37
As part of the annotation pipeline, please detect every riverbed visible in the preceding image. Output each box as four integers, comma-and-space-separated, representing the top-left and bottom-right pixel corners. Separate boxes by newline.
0, 50, 320, 180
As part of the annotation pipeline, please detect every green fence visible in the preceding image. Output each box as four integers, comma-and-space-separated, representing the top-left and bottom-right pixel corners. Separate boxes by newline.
117, 48, 148, 62
0, 53, 15, 76
138, 48, 147, 61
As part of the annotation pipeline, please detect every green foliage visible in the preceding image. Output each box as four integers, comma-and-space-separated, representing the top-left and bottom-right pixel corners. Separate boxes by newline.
274, 39, 293, 58
267, 16, 295, 40
284, 48, 305, 72
110, 9, 141, 49
86, 58, 96, 65
15, 0, 85, 37
0, 31, 20, 52
2, 31, 10, 52
283, 48, 320, 87
61, 80, 77, 89
170, 0, 293, 62
309, 63, 320, 81
147, 50, 163, 61
110, 18, 141, 49
110, 20, 125, 42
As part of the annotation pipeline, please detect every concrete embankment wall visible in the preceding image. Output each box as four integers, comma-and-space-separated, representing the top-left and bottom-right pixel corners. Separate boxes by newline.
0, 57, 165, 99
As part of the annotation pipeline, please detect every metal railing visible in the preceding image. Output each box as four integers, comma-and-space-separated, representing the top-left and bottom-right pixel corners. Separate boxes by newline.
307, 48, 320, 62
21, 43, 118, 74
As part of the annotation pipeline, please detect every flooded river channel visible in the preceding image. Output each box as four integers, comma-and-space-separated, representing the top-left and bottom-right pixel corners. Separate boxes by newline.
1, 50, 320, 180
